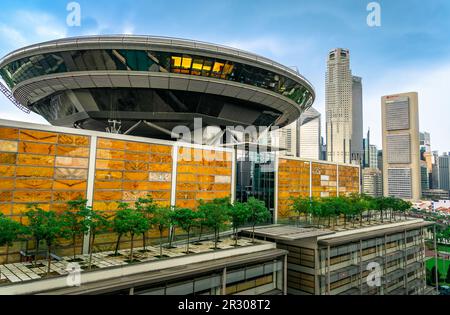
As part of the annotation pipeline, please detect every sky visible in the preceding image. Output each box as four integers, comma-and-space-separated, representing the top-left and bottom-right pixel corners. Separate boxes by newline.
0, 0, 449, 152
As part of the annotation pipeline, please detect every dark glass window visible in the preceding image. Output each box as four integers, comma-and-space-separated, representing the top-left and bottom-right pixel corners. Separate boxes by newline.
1, 49, 313, 108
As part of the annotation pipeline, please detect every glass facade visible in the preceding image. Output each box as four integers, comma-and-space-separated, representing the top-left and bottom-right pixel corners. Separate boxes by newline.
0, 49, 313, 108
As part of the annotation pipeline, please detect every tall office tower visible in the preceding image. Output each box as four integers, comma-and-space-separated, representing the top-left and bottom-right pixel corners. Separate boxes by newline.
420, 132, 431, 153
320, 137, 327, 161
296, 107, 321, 160
362, 129, 370, 168
326, 49, 363, 164
431, 151, 440, 189
381, 92, 421, 201
277, 122, 297, 157
362, 168, 383, 197
351, 76, 364, 163
420, 161, 430, 191
439, 153, 450, 191
369, 145, 378, 169
378, 150, 384, 195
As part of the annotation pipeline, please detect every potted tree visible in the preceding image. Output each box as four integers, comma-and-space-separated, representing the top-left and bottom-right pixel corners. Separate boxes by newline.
112, 203, 133, 257
228, 202, 251, 247
82, 208, 110, 270
247, 197, 271, 243
171, 208, 198, 254
0, 214, 25, 282
201, 198, 231, 250
61, 198, 91, 262
151, 206, 172, 258
135, 196, 157, 252
25, 207, 66, 276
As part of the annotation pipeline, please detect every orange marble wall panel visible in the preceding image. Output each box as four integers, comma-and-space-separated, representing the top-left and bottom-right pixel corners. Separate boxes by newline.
0, 191, 13, 202
56, 145, 89, 157
148, 163, 172, 172
53, 180, 87, 190
93, 202, 120, 212
19, 130, 58, 143
0, 127, 19, 140
125, 142, 151, 152
97, 138, 126, 150
96, 149, 125, 160
16, 166, 54, 178
13, 191, 52, 203
150, 144, 172, 154
96, 159, 125, 170
124, 161, 149, 171
54, 168, 87, 180
123, 171, 148, 181
12, 204, 50, 215
95, 180, 122, 190
55, 157, 89, 168
94, 190, 123, 201
0, 165, 15, 177
95, 170, 123, 180
15, 179, 53, 190
0, 140, 18, 152
0, 203, 12, 215
0, 153, 17, 164
53, 191, 86, 202
19, 142, 55, 155
17, 154, 54, 167
58, 134, 90, 146
124, 152, 150, 161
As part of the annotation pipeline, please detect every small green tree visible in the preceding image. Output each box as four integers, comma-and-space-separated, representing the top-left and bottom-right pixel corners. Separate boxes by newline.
25, 207, 66, 275
0, 214, 25, 268
195, 205, 207, 244
171, 208, 198, 254
228, 202, 251, 247
112, 203, 133, 256
200, 198, 231, 250
151, 206, 172, 258
247, 197, 271, 243
61, 199, 91, 261
135, 196, 157, 252
83, 208, 110, 269
114, 205, 149, 262
291, 196, 311, 225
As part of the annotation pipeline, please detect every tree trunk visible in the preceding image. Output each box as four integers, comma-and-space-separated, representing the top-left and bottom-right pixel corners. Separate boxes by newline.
129, 233, 134, 262
142, 232, 146, 251
186, 229, 190, 254
47, 244, 52, 276
89, 232, 96, 270
252, 224, 256, 244
35, 238, 40, 266
198, 224, 203, 243
114, 233, 122, 256
159, 229, 163, 258
235, 227, 238, 247
214, 229, 218, 250
381, 210, 384, 223
5, 244, 9, 264
73, 234, 77, 260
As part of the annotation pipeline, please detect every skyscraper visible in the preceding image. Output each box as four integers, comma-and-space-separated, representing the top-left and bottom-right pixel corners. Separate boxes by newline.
381, 92, 421, 201
439, 153, 450, 191
431, 151, 440, 189
420, 132, 431, 153
362, 168, 383, 197
277, 122, 297, 157
369, 145, 378, 169
297, 107, 321, 160
325, 48, 363, 164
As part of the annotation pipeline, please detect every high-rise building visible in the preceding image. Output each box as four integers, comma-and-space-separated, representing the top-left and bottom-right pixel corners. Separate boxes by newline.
277, 122, 298, 157
439, 153, 450, 191
381, 92, 421, 201
351, 76, 364, 163
362, 168, 383, 197
325, 49, 363, 164
420, 132, 431, 153
420, 161, 430, 191
362, 129, 370, 168
369, 145, 378, 169
431, 151, 440, 189
297, 107, 321, 160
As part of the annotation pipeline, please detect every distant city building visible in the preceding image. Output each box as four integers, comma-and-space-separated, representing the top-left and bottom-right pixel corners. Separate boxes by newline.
381, 92, 421, 201
422, 189, 449, 200
378, 150, 384, 195
362, 129, 370, 168
369, 145, 378, 169
325, 49, 363, 164
439, 153, 450, 191
297, 107, 321, 160
431, 151, 440, 189
420, 132, 431, 153
362, 168, 383, 197
277, 122, 297, 157
320, 137, 327, 161
420, 161, 430, 191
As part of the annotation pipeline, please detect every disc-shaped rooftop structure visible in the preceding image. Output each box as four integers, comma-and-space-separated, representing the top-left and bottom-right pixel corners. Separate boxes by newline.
0, 35, 315, 139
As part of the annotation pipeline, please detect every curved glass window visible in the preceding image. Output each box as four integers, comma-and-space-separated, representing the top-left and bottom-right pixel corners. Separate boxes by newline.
0, 49, 313, 107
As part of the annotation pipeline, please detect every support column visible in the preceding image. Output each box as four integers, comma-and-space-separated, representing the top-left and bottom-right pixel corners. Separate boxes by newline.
83, 135, 97, 255
284, 255, 288, 295
433, 225, 439, 293
222, 267, 227, 295
231, 148, 237, 204
274, 152, 279, 224
327, 245, 331, 295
